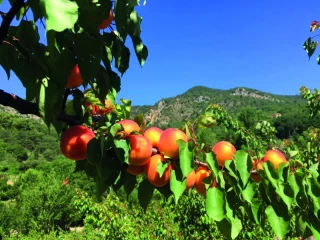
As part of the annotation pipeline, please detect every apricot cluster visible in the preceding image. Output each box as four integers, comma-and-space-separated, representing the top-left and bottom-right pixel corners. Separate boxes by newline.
121, 119, 239, 195
117, 120, 189, 188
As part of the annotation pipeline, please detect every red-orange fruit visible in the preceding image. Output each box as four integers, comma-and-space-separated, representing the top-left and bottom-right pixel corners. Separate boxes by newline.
66, 64, 83, 89
261, 149, 287, 170
194, 167, 217, 196
117, 119, 140, 136
185, 169, 196, 191
127, 164, 145, 175
98, 10, 113, 30
144, 127, 163, 148
128, 135, 152, 166
157, 128, 188, 159
60, 125, 95, 160
145, 154, 172, 187
212, 141, 236, 167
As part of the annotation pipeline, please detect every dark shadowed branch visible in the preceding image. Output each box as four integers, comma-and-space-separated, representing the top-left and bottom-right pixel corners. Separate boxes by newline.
0, 89, 40, 116
0, 0, 25, 48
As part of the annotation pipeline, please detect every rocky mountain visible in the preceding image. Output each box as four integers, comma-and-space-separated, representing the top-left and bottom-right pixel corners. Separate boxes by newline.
131, 86, 306, 128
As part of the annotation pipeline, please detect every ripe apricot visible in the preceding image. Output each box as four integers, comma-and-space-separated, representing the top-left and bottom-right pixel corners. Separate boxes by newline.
144, 127, 163, 148
127, 164, 145, 175
194, 166, 217, 196
158, 128, 188, 159
262, 149, 287, 170
98, 10, 113, 30
145, 154, 172, 187
117, 119, 140, 136
212, 141, 236, 167
185, 169, 196, 191
66, 64, 83, 89
60, 125, 95, 160
128, 135, 152, 166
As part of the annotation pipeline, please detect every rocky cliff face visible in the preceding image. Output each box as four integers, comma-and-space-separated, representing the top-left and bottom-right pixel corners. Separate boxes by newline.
229, 88, 283, 102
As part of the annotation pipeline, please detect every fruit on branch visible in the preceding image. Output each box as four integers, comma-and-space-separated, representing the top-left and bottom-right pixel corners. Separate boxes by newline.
145, 154, 172, 187
84, 99, 114, 115
144, 127, 163, 148
60, 125, 95, 160
185, 169, 196, 191
66, 64, 83, 89
261, 149, 287, 170
126, 164, 145, 175
128, 135, 152, 166
117, 119, 140, 136
194, 166, 217, 196
212, 141, 236, 167
98, 9, 113, 30
158, 128, 188, 159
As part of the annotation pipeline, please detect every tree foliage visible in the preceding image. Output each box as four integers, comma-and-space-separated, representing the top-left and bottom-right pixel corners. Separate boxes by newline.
0, 2, 320, 240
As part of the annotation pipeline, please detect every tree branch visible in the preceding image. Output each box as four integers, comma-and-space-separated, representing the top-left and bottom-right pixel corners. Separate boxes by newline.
0, 0, 25, 48
0, 89, 40, 116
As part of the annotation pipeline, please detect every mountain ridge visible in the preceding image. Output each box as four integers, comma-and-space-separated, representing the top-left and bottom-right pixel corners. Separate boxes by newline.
131, 86, 306, 128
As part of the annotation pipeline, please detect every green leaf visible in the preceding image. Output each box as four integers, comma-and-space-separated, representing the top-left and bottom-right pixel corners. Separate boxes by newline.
216, 210, 242, 240
265, 205, 290, 239
306, 216, 320, 240
177, 139, 193, 178
234, 150, 251, 187
37, 77, 64, 128
309, 162, 320, 180
74, 33, 103, 85
242, 181, 256, 203
112, 37, 130, 75
138, 178, 154, 211
303, 37, 318, 58
14, 20, 40, 48
197, 113, 217, 128
307, 177, 320, 217
251, 199, 262, 224
119, 98, 132, 119
51, 48, 75, 88
28, 0, 44, 21
205, 151, 219, 179
123, 171, 137, 199
86, 138, 102, 165
131, 35, 148, 67
206, 187, 226, 221
156, 160, 170, 178
0, 40, 18, 79
295, 170, 309, 209
40, 0, 78, 32
112, 139, 130, 164
170, 168, 186, 204
114, 0, 129, 41
261, 161, 279, 188
295, 213, 307, 237
287, 173, 299, 201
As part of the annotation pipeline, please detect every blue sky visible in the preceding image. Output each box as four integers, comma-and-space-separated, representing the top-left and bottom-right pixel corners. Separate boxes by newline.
1, 0, 320, 106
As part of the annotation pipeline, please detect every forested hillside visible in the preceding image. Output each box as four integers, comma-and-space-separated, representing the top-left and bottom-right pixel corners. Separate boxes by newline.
131, 86, 308, 128
0, 105, 62, 175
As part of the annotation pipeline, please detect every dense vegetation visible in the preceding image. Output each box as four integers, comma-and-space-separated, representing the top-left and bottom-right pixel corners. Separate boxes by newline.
0, 85, 319, 239
131, 86, 309, 129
